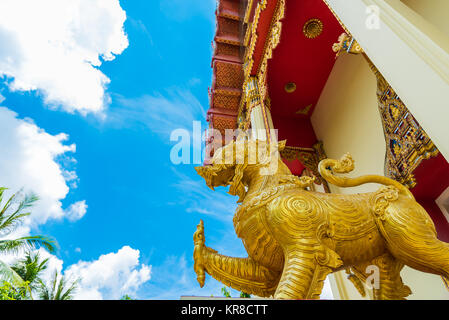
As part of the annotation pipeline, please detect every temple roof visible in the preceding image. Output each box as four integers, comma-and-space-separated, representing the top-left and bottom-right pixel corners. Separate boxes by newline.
207, 0, 245, 138
207, 1, 344, 143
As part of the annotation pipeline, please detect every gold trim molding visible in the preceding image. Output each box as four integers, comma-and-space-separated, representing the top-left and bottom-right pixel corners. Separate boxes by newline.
256, 0, 286, 102
239, 0, 286, 128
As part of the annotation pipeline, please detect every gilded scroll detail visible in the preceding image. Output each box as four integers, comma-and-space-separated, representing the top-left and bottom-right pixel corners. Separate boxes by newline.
239, 0, 286, 128
375, 78, 439, 188
257, 0, 285, 103
332, 33, 364, 57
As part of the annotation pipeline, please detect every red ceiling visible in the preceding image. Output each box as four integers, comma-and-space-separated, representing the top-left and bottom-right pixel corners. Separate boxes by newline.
272, 115, 317, 148
267, 0, 344, 119
412, 153, 449, 200
412, 154, 449, 242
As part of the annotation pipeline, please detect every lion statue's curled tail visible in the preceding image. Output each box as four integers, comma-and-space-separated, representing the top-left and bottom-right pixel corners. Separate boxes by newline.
319, 153, 449, 287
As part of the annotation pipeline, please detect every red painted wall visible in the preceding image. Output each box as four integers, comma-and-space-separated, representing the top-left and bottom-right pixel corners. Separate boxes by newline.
412, 154, 449, 243
419, 200, 449, 243
271, 115, 317, 148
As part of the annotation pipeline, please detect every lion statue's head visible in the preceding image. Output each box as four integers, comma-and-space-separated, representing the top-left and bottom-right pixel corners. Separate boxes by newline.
195, 135, 287, 203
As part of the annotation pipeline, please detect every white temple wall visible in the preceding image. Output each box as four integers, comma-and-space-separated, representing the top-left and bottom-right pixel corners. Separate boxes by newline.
324, 0, 449, 162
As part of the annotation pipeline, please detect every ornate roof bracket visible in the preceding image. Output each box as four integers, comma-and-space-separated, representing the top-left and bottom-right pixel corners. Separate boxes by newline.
256, 0, 285, 103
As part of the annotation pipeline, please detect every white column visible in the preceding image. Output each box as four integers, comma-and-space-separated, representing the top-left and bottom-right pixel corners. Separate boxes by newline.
250, 105, 267, 141
246, 77, 275, 142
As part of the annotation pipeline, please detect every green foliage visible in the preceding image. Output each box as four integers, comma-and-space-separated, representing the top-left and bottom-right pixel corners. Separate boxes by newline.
0, 188, 78, 300
120, 294, 134, 300
2, 251, 79, 300
0, 281, 27, 300
221, 286, 231, 298
0, 260, 27, 289
220, 287, 252, 299
12, 251, 48, 297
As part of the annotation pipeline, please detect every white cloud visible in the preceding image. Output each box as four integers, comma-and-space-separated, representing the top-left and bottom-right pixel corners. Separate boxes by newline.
171, 167, 237, 223
2, 245, 151, 300
0, 0, 128, 114
111, 88, 206, 138
66, 201, 88, 222
65, 246, 151, 300
0, 107, 83, 226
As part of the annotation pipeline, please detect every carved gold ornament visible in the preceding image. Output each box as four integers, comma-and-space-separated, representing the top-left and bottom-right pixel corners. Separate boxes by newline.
284, 82, 296, 93
295, 104, 312, 115
193, 138, 449, 299
239, 0, 286, 124
303, 18, 323, 39
332, 33, 364, 57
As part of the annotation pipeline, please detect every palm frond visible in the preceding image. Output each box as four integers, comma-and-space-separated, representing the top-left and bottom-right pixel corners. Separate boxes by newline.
37, 258, 49, 274
7, 195, 36, 218
23, 236, 58, 254
0, 188, 7, 205
0, 239, 30, 255
37, 279, 50, 300
38, 270, 78, 300
60, 278, 78, 300
0, 259, 26, 288
50, 271, 58, 300
20, 193, 39, 210
11, 251, 49, 292
0, 192, 16, 223
0, 236, 58, 255
54, 274, 65, 300
0, 191, 38, 236
0, 212, 30, 237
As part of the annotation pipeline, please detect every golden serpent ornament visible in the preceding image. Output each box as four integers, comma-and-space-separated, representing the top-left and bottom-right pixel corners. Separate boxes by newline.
193, 138, 449, 299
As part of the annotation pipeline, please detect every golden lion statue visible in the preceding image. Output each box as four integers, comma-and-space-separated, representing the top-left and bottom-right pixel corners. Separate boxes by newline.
193, 137, 449, 300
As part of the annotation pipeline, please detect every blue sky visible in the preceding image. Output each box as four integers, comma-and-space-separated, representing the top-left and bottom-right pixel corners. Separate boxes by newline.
0, 0, 248, 299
